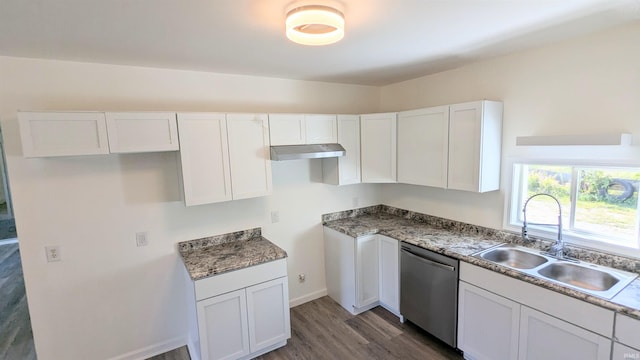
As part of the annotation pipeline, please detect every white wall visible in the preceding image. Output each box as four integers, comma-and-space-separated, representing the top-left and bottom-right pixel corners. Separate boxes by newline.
380, 20, 640, 230
0, 56, 381, 360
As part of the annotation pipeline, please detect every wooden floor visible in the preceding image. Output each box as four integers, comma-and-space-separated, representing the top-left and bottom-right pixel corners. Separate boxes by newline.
0, 243, 36, 360
154, 296, 462, 360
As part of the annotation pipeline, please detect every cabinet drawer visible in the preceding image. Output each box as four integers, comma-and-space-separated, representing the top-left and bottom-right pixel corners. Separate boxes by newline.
460, 262, 614, 337
615, 313, 640, 349
195, 259, 287, 301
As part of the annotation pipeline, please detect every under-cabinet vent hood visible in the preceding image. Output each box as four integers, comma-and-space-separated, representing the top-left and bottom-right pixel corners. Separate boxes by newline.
270, 143, 346, 161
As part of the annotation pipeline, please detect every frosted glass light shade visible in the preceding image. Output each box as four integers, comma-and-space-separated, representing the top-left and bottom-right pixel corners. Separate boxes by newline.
286, 5, 345, 46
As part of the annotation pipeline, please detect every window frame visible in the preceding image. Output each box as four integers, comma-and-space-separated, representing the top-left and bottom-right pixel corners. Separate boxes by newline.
503, 157, 640, 259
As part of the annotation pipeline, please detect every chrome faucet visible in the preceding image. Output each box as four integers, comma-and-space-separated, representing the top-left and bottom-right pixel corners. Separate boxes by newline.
522, 193, 566, 260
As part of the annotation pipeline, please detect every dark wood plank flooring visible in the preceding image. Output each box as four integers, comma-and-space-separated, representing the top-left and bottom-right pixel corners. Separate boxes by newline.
154, 296, 462, 360
0, 243, 36, 360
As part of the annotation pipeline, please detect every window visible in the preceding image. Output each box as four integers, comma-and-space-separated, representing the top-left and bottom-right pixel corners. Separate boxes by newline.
509, 164, 640, 252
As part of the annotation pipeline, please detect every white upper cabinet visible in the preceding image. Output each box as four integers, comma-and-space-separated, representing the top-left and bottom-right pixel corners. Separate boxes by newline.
397, 106, 450, 188
227, 113, 272, 200
305, 114, 338, 144
360, 113, 397, 183
177, 113, 232, 206
268, 114, 337, 146
18, 111, 110, 157
105, 112, 179, 153
268, 114, 305, 145
322, 115, 361, 186
448, 100, 503, 192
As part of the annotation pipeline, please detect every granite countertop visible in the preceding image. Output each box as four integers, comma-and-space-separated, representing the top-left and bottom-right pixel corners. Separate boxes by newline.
323, 206, 640, 320
178, 228, 287, 281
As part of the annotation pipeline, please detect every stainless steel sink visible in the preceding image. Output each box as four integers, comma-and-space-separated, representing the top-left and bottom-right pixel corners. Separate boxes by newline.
480, 246, 548, 269
537, 262, 618, 291
536, 261, 637, 299
474, 243, 638, 299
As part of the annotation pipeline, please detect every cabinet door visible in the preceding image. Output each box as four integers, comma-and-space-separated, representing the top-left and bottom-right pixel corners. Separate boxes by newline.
356, 235, 379, 308
458, 281, 520, 360
615, 313, 640, 350
268, 114, 305, 146
397, 106, 449, 188
323, 227, 357, 314
197, 289, 250, 360
448, 101, 502, 192
246, 277, 291, 352
447, 102, 482, 192
18, 111, 109, 157
378, 235, 399, 315
613, 342, 640, 360
227, 113, 272, 200
105, 112, 179, 153
305, 114, 337, 144
519, 306, 610, 360
322, 115, 361, 186
360, 113, 397, 183
177, 113, 232, 206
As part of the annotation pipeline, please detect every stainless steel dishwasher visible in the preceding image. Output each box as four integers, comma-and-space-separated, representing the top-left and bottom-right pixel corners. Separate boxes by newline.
400, 242, 459, 348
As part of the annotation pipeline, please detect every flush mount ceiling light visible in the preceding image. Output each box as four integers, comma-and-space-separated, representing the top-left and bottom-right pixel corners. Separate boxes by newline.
285, 3, 345, 46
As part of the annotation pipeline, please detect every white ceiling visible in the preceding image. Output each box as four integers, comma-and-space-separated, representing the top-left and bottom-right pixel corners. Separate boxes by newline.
1, 0, 639, 86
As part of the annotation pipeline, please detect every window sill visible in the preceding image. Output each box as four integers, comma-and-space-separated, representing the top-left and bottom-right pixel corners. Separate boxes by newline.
504, 224, 640, 261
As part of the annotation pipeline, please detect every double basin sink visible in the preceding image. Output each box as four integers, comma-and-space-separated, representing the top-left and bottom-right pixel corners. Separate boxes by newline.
474, 244, 638, 299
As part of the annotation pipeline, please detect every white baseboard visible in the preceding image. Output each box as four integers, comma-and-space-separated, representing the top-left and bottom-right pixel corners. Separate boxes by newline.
108, 336, 187, 360
289, 288, 327, 307
187, 336, 200, 360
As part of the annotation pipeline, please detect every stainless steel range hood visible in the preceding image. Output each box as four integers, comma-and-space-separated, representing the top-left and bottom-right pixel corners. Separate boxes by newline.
270, 143, 346, 161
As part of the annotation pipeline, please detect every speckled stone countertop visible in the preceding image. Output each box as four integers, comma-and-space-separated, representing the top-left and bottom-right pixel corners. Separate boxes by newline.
323, 205, 640, 319
178, 228, 287, 281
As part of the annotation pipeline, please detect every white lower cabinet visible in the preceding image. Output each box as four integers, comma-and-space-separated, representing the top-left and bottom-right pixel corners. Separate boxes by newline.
459, 280, 611, 360
519, 306, 610, 360
356, 235, 379, 308
197, 289, 250, 360
615, 313, 640, 351
246, 278, 291, 351
613, 342, 640, 360
189, 259, 290, 360
378, 235, 399, 315
458, 281, 520, 360
459, 263, 615, 360
324, 227, 400, 317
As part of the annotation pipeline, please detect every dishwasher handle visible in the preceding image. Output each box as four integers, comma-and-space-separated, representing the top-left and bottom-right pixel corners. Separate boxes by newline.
401, 248, 456, 272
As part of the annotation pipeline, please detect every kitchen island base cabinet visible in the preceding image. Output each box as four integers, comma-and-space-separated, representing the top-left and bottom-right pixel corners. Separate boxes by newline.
188, 259, 290, 360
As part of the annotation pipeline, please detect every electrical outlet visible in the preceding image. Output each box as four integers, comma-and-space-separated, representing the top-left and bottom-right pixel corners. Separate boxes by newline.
298, 273, 306, 283
45, 246, 62, 262
136, 232, 149, 247
271, 210, 280, 224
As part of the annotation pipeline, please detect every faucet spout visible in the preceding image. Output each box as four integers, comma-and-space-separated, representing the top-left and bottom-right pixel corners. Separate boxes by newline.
521, 193, 565, 259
